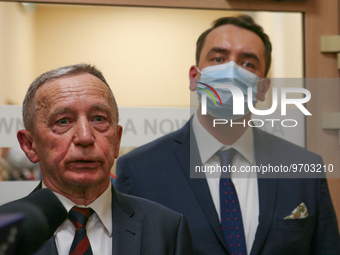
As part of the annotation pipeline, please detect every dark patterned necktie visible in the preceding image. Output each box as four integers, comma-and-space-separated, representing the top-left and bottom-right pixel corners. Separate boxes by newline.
219, 149, 247, 255
68, 206, 94, 255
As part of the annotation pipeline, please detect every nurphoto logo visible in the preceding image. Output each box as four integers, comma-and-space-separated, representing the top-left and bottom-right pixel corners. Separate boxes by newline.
199, 82, 312, 128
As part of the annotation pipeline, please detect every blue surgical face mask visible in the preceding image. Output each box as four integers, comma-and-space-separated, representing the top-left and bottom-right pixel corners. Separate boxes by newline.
196, 61, 261, 119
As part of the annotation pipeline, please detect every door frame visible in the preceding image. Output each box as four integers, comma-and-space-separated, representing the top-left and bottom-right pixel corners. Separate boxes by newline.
4, 0, 340, 224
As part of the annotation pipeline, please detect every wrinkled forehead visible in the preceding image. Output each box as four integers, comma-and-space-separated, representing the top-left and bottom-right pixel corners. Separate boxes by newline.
34, 73, 116, 116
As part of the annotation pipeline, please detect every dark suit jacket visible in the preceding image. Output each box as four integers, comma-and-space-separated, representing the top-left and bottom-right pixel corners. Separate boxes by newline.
115, 120, 340, 255
32, 184, 194, 255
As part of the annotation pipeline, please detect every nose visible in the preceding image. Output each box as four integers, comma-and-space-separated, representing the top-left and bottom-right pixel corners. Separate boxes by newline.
73, 117, 94, 147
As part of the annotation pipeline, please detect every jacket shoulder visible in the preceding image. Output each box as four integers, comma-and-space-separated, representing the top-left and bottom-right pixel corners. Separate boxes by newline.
254, 128, 322, 160
121, 120, 190, 159
115, 189, 184, 222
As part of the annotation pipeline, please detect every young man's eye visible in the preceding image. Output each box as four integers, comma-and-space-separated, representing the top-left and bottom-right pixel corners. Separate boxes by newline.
213, 57, 223, 63
243, 62, 254, 69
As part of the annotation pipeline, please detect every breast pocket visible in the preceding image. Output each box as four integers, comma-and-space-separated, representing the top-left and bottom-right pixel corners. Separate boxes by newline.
277, 215, 315, 229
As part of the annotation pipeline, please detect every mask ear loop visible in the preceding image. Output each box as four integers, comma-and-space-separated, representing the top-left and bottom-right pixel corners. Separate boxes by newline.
257, 78, 267, 87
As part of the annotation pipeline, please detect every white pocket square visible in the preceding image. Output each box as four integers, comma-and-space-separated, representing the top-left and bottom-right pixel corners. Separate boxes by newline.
284, 202, 309, 219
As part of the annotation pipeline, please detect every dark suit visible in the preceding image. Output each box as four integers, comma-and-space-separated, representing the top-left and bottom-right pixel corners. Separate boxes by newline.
115, 120, 340, 255
33, 184, 194, 255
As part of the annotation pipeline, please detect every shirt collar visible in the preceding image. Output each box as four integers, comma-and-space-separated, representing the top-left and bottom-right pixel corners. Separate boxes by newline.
42, 182, 112, 236
192, 112, 255, 165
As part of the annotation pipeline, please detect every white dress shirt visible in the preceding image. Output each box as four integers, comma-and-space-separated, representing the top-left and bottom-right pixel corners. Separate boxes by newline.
42, 183, 112, 255
192, 113, 259, 254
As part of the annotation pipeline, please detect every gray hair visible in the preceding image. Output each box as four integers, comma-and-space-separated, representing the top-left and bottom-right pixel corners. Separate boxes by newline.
22, 63, 118, 131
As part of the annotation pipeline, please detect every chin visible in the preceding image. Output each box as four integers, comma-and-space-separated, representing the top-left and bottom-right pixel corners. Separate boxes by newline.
68, 173, 107, 187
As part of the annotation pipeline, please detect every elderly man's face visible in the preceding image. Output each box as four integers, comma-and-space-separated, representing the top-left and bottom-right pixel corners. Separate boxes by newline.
21, 73, 122, 192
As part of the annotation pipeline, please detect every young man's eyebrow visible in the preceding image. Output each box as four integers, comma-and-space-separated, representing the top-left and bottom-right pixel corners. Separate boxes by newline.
240, 52, 260, 63
206, 47, 261, 63
207, 47, 229, 56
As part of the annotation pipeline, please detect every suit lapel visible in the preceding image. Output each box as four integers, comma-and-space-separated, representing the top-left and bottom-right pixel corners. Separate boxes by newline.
33, 184, 142, 255
173, 120, 229, 253
250, 128, 279, 255
111, 187, 142, 255
33, 231, 58, 255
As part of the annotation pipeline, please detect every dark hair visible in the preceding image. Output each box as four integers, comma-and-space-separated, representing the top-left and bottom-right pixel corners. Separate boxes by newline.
195, 15, 272, 77
23, 63, 118, 131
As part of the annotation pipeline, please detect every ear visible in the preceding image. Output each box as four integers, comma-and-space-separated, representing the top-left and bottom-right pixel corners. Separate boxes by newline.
189, 65, 199, 91
114, 125, 123, 158
256, 78, 271, 102
17, 129, 39, 163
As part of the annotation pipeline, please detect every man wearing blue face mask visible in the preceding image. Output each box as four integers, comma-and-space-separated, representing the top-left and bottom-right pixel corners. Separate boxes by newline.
195, 61, 261, 120
115, 15, 340, 255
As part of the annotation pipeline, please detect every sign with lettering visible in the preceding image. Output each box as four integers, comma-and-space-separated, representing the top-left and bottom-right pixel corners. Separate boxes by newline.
0, 106, 24, 147
0, 106, 304, 148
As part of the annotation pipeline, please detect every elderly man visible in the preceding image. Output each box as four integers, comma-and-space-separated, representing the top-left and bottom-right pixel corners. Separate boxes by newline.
17, 64, 193, 255
115, 15, 340, 254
